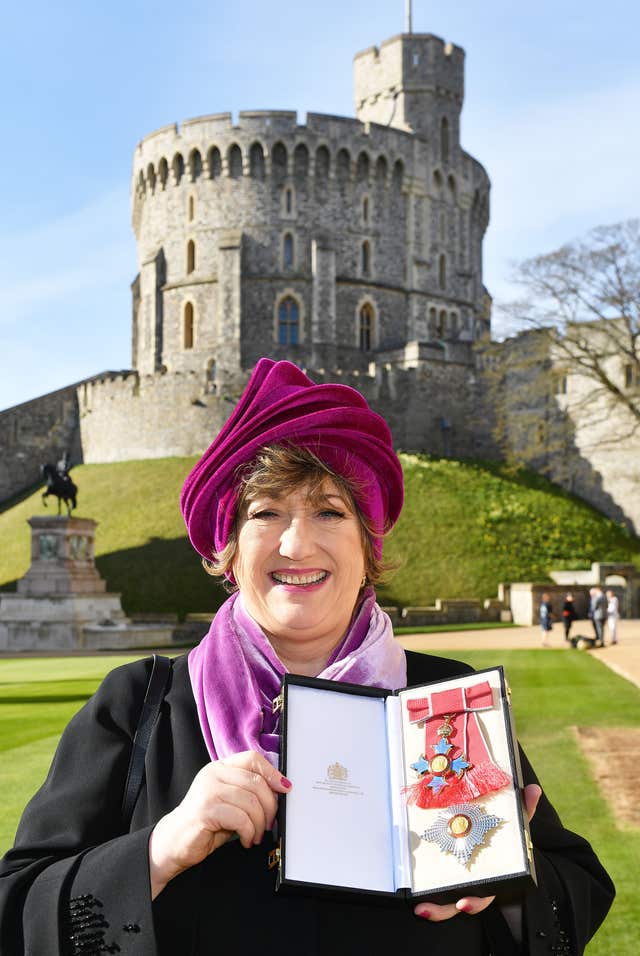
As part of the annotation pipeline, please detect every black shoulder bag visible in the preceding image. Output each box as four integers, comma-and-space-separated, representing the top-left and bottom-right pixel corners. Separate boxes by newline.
121, 654, 173, 829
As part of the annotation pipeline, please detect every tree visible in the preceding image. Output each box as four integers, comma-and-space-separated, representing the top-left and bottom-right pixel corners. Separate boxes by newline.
500, 219, 640, 434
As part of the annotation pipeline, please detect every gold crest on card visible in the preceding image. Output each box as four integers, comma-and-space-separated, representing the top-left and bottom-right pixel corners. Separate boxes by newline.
327, 762, 348, 781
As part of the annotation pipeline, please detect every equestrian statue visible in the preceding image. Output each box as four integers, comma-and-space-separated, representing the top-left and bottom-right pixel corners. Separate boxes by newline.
41, 451, 78, 515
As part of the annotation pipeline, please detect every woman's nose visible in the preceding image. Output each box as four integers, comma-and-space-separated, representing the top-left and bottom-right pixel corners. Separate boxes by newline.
279, 518, 314, 558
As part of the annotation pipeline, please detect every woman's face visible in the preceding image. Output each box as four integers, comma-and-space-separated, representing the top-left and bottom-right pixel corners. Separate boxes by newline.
232, 480, 366, 657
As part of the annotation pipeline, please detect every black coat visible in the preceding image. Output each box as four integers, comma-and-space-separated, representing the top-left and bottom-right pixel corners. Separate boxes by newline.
0, 651, 614, 956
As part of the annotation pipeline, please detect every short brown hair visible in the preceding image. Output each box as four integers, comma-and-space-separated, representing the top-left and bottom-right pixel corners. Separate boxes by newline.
204, 444, 393, 587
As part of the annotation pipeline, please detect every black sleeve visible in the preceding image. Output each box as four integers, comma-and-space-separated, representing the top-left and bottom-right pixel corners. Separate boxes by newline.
0, 659, 159, 956
519, 748, 614, 955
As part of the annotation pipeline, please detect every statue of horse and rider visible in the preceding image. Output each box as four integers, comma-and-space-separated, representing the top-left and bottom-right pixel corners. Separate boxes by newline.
41, 451, 78, 515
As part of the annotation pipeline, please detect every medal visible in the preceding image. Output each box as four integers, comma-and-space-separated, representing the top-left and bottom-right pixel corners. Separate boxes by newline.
410, 716, 471, 795
420, 803, 504, 866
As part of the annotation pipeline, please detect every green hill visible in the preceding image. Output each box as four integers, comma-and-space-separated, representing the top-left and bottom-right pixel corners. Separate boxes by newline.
1, 455, 638, 618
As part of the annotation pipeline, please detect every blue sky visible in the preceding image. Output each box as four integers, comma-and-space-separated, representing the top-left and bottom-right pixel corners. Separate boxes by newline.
1, 0, 639, 410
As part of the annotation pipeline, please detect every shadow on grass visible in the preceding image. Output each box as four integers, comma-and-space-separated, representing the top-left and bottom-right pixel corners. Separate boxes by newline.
96, 536, 228, 619
0, 695, 93, 704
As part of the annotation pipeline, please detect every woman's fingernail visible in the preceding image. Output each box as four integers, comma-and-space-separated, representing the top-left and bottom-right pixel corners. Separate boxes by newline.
417, 908, 432, 920
457, 902, 472, 914
280, 776, 292, 789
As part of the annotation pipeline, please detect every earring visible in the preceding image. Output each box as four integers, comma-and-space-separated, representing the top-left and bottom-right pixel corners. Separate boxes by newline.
361, 575, 367, 589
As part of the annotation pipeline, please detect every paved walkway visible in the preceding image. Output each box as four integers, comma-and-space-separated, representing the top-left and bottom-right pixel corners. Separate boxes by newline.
397, 619, 640, 689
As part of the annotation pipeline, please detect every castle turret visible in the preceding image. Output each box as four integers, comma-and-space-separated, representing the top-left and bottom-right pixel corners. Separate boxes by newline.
353, 33, 464, 151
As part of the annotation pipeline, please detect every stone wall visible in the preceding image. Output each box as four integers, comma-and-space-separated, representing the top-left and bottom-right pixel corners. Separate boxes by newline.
0, 384, 83, 503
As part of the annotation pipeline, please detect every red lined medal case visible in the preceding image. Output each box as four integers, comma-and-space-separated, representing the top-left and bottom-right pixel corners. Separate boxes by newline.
271, 667, 536, 903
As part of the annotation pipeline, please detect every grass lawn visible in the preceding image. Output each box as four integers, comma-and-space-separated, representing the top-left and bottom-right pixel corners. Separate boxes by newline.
1, 650, 638, 953
1, 456, 638, 617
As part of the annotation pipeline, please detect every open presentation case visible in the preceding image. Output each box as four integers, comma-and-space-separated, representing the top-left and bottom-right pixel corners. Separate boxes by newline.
270, 667, 536, 904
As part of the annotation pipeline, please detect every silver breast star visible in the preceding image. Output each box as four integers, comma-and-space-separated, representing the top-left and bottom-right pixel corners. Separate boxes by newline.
420, 803, 504, 866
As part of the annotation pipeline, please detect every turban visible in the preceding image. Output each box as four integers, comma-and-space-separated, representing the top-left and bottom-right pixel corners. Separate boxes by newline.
180, 358, 404, 561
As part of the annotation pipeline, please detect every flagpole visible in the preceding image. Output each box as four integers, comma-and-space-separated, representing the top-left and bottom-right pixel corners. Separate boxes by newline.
406, 0, 412, 33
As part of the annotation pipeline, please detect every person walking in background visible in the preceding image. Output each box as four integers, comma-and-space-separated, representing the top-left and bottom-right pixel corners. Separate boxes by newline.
606, 589, 619, 645
561, 593, 576, 643
589, 587, 606, 646
540, 592, 554, 647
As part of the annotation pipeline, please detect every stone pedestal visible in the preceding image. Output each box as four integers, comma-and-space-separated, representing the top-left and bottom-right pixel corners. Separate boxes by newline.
0, 516, 175, 651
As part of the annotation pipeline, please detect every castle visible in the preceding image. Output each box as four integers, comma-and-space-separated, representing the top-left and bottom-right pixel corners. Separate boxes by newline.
1, 28, 638, 538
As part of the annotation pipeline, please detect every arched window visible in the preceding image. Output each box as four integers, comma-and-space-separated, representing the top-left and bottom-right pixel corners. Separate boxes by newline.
172, 153, 184, 185
441, 117, 450, 164
147, 164, 156, 194
283, 233, 294, 270
228, 144, 243, 179
189, 149, 202, 181
186, 240, 196, 274
375, 155, 388, 187
188, 195, 195, 221
433, 169, 443, 192
184, 302, 194, 349
249, 142, 265, 179
315, 145, 330, 181
337, 148, 351, 185
278, 297, 299, 345
361, 241, 371, 277
137, 171, 146, 198
359, 303, 374, 351
392, 160, 404, 191
356, 152, 370, 183
440, 212, 446, 242
439, 254, 446, 290
285, 187, 293, 214
208, 146, 222, 179
363, 196, 369, 224
447, 174, 456, 200
272, 142, 287, 183
449, 311, 457, 335
429, 307, 437, 335
207, 359, 217, 393
293, 143, 309, 179
438, 310, 447, 337
158, 157, 168, 190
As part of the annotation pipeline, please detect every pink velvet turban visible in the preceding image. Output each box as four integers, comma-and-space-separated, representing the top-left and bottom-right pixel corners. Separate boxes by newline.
180, 358, 404, 561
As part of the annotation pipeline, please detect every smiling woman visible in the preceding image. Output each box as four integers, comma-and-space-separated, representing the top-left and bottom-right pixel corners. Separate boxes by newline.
0, 359, 614, 956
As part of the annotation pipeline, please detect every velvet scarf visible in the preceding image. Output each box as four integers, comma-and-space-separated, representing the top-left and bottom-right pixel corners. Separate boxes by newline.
188, 588, 407, 767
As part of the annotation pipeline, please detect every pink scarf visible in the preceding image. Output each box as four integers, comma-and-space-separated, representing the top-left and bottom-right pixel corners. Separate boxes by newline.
188, 588, 407, 767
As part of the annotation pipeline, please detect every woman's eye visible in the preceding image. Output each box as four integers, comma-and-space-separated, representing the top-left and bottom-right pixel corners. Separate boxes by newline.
318, 509, 346, 520
249, 509, 279, 520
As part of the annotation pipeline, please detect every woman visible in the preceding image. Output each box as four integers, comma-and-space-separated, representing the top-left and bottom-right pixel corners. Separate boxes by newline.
606, 590, 619, 645
561, 593, 576, 643
0, 360, 613, 955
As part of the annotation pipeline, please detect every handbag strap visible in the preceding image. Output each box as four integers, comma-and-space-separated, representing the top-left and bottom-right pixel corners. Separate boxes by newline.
122, 654, 172, 828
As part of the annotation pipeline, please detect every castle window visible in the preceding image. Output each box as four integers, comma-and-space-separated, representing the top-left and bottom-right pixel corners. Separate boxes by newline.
285, 188, 293, 214
294, 143, 309, 179
440, 212, 446, 242
433, 169, 443, 192
392, 159, 404, 191
172, 153, 184, 185
447, 174, 456, 199
624, 364, 638, 388
207, 359, 217, 393
208, 147, 222, 179
356, 151, 370, 183
187, 240, 196, 274
158, 157, 168, 189
189, 149, 202, 181
441, 117, 450, 164
315, 145, 330, 181
283, 233, 294, 270
272, 142, 288, 183
363, 196, 369, 224
437, 310, 446, 337
556, 372, 568, 395
188, 196, 195, 221
137, 171, 146, 198
184, 302, 195, 349
337, 148, 351, 185
249, 142, 265, 179
278, 297, 299, 345
361, 241, 371, 277
228, 144, 243, 179
375, 155, 388, 187
147, 164, 156, 194
439, 254, 447, 290
429, 307, 437, 335
413, 52, 420, 66
359, 303, 374, 351
449, 311, 457, 335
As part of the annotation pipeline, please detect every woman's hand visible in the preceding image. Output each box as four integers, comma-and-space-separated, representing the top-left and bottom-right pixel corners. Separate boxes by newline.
413, 783, 541, 921
148, 750, 292, 899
